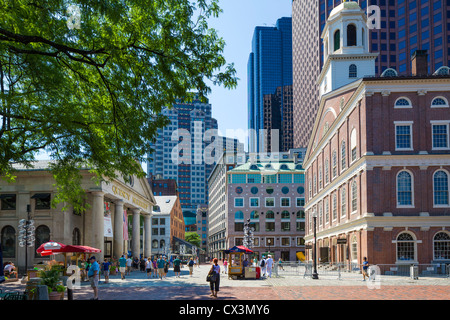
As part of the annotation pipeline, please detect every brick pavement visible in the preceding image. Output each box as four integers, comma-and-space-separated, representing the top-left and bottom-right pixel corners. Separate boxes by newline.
1, 264, 449, 300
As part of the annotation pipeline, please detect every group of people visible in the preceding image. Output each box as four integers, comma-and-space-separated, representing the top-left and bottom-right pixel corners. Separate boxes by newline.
259, 255, 274, 278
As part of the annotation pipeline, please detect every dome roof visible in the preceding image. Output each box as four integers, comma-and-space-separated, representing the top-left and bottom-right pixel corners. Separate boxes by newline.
329, 1, 361, 18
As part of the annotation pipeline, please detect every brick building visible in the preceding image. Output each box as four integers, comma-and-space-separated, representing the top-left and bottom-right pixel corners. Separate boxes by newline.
303, 3, 450, 269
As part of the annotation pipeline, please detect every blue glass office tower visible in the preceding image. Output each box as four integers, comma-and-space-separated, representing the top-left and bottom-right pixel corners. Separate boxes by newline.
248, 17, 293, 153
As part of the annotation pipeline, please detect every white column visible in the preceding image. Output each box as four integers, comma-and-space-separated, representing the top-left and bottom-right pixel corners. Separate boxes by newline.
113, 200, 124, 259
132, 208, 141, 258
91, 191, 105, 261
144, 214, 152, 258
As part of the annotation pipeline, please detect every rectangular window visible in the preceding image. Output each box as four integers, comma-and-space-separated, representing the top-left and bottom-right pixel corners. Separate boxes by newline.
278, 174, 292, 184
395, 123, 413, 150
281, 237, 290, 246
281, 222, 291, 232
296, 198, 305, 207
281, 198, 290, 207
0, 194, 16, 210
235, 222, 244, 232
247, 174, 261, 184
250, 198, 259, 207
33, 193, 51, 210
293, 174, 305, 184
263, 175, 277, 183
432, 124, 449, 149
234, 198, 244, 207
265, 222, 275, 232
265, 198, 275, 207
296, 221, 305, 231
231, 174, 246, 184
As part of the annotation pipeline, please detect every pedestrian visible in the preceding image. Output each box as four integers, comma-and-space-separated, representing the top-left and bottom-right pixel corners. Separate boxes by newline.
140, 257, 146, 272
173, 256, 182, 277
157, 255, 165, 280
278, 258, 284, 271
196, 256, 200, 268
223, 258, 228, 274
119, 254, 127, 280
362, 257, 369, 281
208, 258, 220, 298
102, 258, 111, 284
188, 257, 195, 277
163, 257, 169, 278
88, 256, 100, 300
126, 256, 132, 275
145, 257, 152, 279
152, 257, 157, 278
266, 255, 274, 278
260, 256, 267, 277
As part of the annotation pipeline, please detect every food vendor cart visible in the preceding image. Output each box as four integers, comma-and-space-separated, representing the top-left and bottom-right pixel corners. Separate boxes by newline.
223, 246, 258, 279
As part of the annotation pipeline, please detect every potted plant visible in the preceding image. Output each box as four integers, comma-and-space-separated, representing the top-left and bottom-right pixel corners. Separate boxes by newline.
39, 267, 66, 300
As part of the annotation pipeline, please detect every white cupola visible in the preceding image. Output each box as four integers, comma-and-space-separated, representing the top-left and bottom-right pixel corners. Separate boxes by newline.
317, 1, 378, 96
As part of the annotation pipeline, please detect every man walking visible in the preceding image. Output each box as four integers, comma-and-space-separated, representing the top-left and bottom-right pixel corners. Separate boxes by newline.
119, 254, 127, 280
173, 256, 182, 278
260, 256, 267, 278
157, 255, 165, 280
362, 257, 369, 281
88, 256, 100, 300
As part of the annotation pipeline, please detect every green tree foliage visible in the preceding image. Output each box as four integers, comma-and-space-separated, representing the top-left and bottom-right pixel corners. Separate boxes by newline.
184, 231, 201, 248
0, 0, 237, 212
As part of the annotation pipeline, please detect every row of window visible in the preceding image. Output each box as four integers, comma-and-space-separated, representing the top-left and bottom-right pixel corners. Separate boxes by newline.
234, 197, 305, 208
0, 193, 51, 211
234, 210, 305, 220
393, 231, 450, 262
229, 172, 305, 184
235, 186, 305, 195
234, 237, 305, 247
395, 121, 450, 151
394, 96, 449, 109
396, 170, 449, 207
234, 221, 305, 233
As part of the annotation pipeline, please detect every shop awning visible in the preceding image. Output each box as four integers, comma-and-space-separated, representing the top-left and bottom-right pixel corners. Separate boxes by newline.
224, 246, 254, 254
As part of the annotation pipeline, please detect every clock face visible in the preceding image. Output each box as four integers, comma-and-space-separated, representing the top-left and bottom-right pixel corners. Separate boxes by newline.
235, 187, 243, 194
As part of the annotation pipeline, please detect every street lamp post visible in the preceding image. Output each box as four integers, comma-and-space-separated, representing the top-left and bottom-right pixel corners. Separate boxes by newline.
18, 204, 35, 277
311, 210, 319, 279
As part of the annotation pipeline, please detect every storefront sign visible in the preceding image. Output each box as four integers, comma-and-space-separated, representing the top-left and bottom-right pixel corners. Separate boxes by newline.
111, 184, 149, 210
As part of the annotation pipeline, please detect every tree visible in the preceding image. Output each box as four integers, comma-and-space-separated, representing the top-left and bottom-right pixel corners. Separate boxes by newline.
0, 0, 237, 212
184, 232, 201, 248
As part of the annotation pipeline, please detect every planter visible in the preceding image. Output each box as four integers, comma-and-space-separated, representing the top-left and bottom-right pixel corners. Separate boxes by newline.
48, 291, 64, 300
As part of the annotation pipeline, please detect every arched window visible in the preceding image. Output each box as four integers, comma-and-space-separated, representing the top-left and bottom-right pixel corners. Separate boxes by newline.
396, 232, 416, 261
296, 210, 305, 219
350, 129, 357, 162
347, 24, 357, 46
397, 171, 413, 207
250, 211, 259, 220
235, 211, 244, 220
35, 225, 51, 258
152, 239, 158, 249
332, 151, 337, 178
341, 141, 347, 170
351, 180, 358, 212
431, 97, 449, 108
349, 64, 357, 78
381, 68, 398, 77
266, 210, 275, 219
160, 239, 165, 248
433, 170, 449, 206
72, 228, 81, 245
334, 29, 341, 51
394, 97, 412, 108
281, 211, 290, 219
1, 226, 16, 258
433, 232, 450, 260
351, 235, 358, 262
341, 187, 347, 217
332, 193, 337, 220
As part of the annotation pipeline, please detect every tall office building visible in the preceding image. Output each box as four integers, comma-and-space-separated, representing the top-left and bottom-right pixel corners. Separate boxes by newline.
147, 96, 243, 216
293, 0, 450, 148
248, 17, 293, 153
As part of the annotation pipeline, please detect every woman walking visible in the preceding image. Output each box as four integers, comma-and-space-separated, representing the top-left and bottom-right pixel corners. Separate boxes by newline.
208, 258, 221, 298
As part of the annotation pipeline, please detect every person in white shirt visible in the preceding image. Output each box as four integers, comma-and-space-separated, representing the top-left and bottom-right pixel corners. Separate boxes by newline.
265, 255, 274, 278
126, 257, 132, 275
260, 256, 267, 277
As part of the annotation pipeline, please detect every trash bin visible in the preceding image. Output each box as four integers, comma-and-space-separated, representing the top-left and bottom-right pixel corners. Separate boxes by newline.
410, 265, 418, 280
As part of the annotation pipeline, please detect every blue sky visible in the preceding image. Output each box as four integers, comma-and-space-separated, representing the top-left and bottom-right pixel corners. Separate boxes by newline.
206, 0, 293, 150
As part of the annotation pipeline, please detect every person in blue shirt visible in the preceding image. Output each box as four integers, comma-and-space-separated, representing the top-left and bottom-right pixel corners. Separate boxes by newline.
157, 255, 165, 280
88, 256, 100, 300
362, 257, 369, 281
102, 259, 111, 284
119, 255, 127, 280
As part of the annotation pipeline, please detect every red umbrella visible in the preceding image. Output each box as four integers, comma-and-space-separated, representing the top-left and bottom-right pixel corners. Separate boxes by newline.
36, 241, 67, 255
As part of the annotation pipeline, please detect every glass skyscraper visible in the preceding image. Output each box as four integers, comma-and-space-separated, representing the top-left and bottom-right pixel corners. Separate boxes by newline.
248, 17, 293, 153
